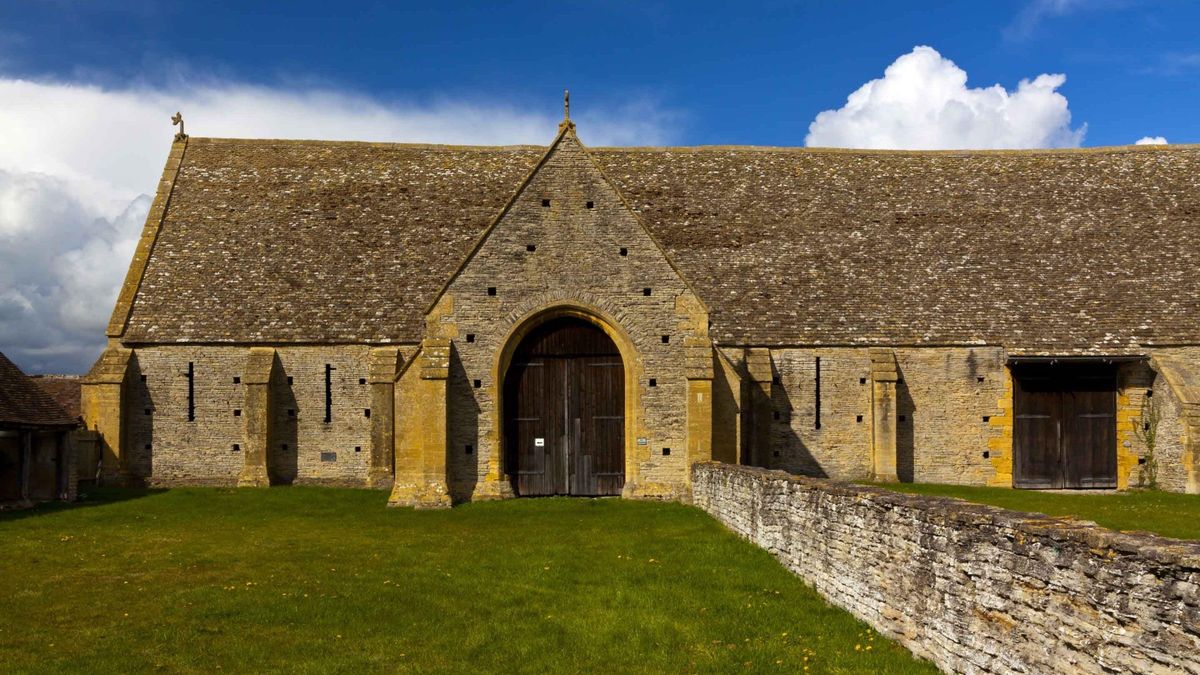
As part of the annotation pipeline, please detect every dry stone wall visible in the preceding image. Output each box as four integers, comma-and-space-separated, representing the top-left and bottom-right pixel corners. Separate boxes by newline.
692, 462, 1200, 674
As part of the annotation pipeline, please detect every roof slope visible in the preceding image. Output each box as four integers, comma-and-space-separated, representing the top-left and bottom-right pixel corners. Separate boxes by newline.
0, 353, 78, 428
30, 376, 82, 420
121, 138, 1200, 353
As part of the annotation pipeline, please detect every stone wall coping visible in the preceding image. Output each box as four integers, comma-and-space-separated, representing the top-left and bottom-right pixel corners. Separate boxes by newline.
695, 462, 1200, 569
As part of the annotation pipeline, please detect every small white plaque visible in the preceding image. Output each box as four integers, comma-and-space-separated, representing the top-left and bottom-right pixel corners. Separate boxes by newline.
534, 438, 545, 447
637, 437, 648, 446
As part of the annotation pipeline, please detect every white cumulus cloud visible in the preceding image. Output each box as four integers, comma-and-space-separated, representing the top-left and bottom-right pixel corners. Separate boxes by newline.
1135, 136, 1168, 145
805, 46, 1085, 150
0, 77, 676, 374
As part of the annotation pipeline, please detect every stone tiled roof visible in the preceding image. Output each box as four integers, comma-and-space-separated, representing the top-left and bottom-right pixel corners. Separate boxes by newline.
30, 376, 82, 421
120, 137, 1200, 353
0, 353, 78, 428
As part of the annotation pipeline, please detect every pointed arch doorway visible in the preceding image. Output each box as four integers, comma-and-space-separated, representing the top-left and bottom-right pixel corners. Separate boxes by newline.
503, 316, 625, 496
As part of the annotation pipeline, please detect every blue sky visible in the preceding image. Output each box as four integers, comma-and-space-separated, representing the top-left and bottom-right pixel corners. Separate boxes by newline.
3, 0, 1197, 145
1, 0, 1198, 374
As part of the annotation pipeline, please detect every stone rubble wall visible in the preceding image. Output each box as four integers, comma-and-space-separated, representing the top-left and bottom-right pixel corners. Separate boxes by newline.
692, 462, 1200, 674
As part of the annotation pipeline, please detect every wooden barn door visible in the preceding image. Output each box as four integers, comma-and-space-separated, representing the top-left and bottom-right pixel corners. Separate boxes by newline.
504, 318, 625, 496
1013, 363, 1117, 489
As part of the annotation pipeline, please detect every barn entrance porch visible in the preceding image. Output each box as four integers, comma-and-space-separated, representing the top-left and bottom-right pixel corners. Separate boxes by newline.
1012, 361, 1118, 489
502, 317, 626, 496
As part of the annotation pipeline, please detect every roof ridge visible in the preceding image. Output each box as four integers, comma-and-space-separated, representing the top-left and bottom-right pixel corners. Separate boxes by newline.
185, 136, 1200, 155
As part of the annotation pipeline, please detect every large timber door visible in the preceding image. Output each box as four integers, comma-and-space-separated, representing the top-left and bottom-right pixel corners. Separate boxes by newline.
504, 317, 625, 496
1013, 363, 1117, 489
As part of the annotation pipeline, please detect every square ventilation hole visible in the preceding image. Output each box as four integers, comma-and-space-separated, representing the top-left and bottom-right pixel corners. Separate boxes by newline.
144, 444, 151, 450
1146, 390, 1154, 398
466, 334, 475, 343
586, 201, 594, 209
983, 451, 990, 459
1144, 422, 1151, 431
232, 444, 241, 452
1138, 457, 1147, 465
526, 244, 536, 252
661, 335, 670, 344
642, 287, 651, 296
977, 376, 985, 383
140, 374, 147, 382
860, 377, 867, 385
144, 408, 151, 416
772, 376, 781, 385
234, 409, 242, 417
619, 247, 628, 256
287, 376, 294, 385
354, 446, 362, 453
648, 378, 657, 387
320, 452, 336, 462
364, 409, 371, 418
487, 287, 497, 296
662, 447, 671, 456
541, 199, 550, 207
233, 376, 240, 384
473, 379, 482, 389
898, 415, 907, 422
282, 444, 289, 451
982, 416, 990, 423
359, 377, 367, 385
288, 409, 296, 417
465, 444, 474, 455
856, 415, 863, 423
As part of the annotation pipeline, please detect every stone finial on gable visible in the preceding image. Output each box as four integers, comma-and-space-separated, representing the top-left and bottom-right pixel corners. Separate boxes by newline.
171, 111, 188, 141
559, 89, 575, 132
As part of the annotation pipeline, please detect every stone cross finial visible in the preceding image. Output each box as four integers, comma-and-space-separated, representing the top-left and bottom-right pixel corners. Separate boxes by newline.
171, 111, 187, 141
564, 90, 570, 120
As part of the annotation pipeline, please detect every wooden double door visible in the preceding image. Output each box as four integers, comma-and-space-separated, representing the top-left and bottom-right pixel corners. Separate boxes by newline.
1013, 363, 1117, 489
503, 318, 625, 496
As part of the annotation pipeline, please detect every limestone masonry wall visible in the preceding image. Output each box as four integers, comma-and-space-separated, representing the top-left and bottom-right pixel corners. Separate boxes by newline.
129, 346, 373, 487
692, 462, 1200, 675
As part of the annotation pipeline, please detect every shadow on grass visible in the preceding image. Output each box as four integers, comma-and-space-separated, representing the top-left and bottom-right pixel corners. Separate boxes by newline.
0, 487, 168, 523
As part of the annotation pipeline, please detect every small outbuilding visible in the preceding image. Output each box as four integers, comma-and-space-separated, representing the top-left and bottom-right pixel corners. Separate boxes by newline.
0, 352, 79, 504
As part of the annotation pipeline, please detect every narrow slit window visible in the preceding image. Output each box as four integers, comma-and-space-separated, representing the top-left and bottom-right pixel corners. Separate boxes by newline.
324, 364, 335, 424
814, 356, 821, 430
364, 408, 371, 418
186, 362, 195, 422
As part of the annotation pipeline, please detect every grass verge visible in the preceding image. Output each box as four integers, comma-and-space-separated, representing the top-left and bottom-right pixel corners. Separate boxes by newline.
870, 483, 1200, 540
1, 488, 935, 674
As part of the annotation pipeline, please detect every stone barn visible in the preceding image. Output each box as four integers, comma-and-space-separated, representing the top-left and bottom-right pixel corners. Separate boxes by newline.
1, 352, 79, 504
81, 110, 1200, 506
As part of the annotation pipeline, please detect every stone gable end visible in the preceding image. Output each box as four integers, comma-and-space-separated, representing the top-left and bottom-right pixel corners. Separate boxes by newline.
425, 128, 709, 500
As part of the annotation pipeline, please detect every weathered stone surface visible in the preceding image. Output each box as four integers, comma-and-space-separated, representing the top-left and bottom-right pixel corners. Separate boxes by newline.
692, 462, 1200, 675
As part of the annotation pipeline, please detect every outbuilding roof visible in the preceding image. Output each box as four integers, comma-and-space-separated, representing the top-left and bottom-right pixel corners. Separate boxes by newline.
115, 136, 1200, 354
0, 353, 79, 428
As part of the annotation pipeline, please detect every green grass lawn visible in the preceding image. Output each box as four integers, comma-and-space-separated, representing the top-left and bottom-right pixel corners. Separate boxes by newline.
872, 483, 1200, 540
1, 489, 934, 674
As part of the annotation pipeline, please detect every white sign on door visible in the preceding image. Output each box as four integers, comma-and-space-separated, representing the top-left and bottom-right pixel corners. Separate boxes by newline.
534, 438, 545, 447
